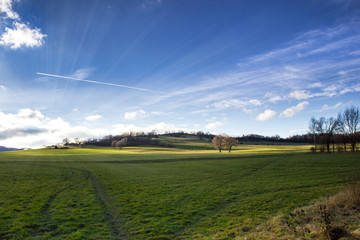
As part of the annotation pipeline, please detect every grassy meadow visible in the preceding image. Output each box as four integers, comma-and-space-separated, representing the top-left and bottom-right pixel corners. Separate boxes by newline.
0, 137, 359, 239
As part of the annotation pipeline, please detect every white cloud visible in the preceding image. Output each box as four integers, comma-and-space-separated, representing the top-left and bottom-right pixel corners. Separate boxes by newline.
205, 121, 224, 130
0, 85, 6, 91
280, 102, 309, 118
321, 102, 342, 112
0, 22, 46, 49
288, 90, 312, 100
85, 114, 102, 121
256, 109, 277, 121
124, 109, 147, 120
0, 0, 19, 19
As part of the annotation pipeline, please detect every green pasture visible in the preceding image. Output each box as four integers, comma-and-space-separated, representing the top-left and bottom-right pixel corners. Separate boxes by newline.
0, 140, 359, 239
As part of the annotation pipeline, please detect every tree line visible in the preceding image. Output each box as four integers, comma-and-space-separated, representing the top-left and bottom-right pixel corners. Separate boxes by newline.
308, 106, 359, 153
70, 131, 173, 148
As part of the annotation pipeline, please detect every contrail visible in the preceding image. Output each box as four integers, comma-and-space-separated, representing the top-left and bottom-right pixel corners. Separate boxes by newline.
36, 72, 164, 94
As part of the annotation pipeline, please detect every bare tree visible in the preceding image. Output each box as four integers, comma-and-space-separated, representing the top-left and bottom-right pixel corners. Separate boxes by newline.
337, 113, 348, 152
316, 117, 339, 152
223, 136, 239, 152
212, 135, 226, 152
343, 106, 360, 152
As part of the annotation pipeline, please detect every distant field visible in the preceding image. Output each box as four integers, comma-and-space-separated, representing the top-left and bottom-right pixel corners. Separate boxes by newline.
0, 139, 359, 239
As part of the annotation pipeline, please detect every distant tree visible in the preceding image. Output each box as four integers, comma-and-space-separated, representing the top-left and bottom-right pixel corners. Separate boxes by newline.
316, 117, 339, 152
74, 138, 80, 145
62, 138, 70, 146
212, 135, 226, 152
343, 106, 359, 152
336, 113, 348, 152
196, 131, 205, 140
111, 140, 118, 149
116, 138, 128, 148
223, 137, 239, 152
308, 117, 318, 152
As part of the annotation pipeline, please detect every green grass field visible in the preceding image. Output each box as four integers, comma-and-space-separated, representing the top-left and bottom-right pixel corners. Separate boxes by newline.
0, 138, 359, 239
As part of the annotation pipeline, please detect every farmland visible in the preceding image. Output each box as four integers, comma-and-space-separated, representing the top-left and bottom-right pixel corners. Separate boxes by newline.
0, 137, 359, 239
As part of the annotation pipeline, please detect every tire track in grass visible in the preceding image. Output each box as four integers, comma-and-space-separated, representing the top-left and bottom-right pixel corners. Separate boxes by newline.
32, 169, 76, 237
72, 166, 125, 240
31, 163, 125, 239
5, 162, 124, 239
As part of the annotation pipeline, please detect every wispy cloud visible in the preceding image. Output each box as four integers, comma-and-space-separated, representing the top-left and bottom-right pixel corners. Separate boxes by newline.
256, 109, 276, 121
210, 98, 262, 113
123, 109, 168, 120
280, 102, 309, 118
150, 20, 360, 113
70, 68, 94, 79
320, 102, 343, 112
141, 0, 162, 8
0, 85, 6, 91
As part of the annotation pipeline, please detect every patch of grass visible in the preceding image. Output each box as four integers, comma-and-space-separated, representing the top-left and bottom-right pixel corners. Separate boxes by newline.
0, 143, 359, 239
245, 174, 360, 240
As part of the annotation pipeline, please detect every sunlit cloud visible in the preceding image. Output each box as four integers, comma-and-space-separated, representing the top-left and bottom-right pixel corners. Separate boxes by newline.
0, 0, 46, 49
280, 102, 309, 118
256, 109, 277, 121
0, 0, 19, 20
0, 22, 46, 49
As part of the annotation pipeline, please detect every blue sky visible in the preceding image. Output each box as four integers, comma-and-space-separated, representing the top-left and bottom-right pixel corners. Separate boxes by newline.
0, 0, 360, 148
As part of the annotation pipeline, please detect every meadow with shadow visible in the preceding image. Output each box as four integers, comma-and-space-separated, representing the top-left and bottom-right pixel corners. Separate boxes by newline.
0, 137, 359, 239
